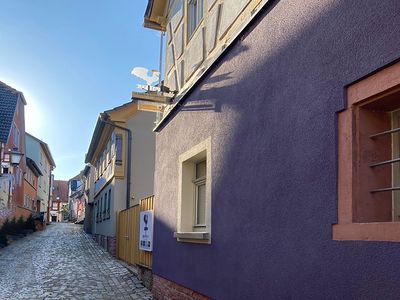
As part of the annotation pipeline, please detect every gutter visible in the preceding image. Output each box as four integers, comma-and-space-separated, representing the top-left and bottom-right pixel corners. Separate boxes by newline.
153, 0, 273, 132
99, 113, 132, 210
47, 170, 53, 223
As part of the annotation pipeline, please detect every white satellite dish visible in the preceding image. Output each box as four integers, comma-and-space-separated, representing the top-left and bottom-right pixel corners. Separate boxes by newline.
131, 67, 160, 86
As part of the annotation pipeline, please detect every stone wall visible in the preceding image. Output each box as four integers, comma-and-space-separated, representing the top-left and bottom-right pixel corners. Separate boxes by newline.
137, 266, 153, 290
92, 234, 116, 257
152, 275, 209, 300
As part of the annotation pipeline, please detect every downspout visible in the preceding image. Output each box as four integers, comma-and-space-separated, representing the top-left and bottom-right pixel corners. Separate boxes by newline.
47, 169, 53, 223
158, 31, 164, 88
99, 113, 132, 210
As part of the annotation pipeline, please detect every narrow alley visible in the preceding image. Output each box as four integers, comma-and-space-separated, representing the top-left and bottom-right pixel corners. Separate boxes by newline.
0, 223, 152, 300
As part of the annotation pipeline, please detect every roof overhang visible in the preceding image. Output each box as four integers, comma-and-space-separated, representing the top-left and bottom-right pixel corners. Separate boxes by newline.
85, 101, 139, 164
40, 143, 56, 168
85, 117, 113, 164
18, 93, 27, 105
26, 157, 43, 177
144, 0, 167, 31
131, 91, 173, 104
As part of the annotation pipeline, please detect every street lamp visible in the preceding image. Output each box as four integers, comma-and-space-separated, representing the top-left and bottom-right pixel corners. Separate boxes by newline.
9, 150, 24, 166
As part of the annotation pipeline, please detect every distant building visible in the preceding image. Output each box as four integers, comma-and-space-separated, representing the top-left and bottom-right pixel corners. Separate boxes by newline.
25, 133, 56, 223
0, 81, 26, 222
68, 175, 85, 223
81, 164, 95, 234
50, 180, 68, 222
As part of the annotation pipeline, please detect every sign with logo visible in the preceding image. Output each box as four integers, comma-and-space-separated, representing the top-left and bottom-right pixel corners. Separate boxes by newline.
139, 210, 154, 252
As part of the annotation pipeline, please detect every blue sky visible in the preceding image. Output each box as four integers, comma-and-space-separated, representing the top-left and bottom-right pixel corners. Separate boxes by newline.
0, 0, 160, 180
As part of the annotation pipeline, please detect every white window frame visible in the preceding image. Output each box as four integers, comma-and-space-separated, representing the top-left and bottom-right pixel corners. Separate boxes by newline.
175, 138, 211, 243
193, 161, 206, 227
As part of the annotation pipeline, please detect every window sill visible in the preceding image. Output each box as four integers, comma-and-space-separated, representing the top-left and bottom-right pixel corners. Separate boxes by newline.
333, 222, 400, 242
174, 231, 210, 243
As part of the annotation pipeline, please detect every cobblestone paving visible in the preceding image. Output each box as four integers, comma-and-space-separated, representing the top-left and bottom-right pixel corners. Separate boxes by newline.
0, 223, 152, 300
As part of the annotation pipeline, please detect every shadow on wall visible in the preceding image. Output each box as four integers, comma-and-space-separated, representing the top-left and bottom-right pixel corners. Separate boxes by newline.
153, 0, 400, 299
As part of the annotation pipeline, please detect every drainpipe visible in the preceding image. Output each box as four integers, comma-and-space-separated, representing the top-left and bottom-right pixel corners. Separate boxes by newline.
99, 113, 132, 210
47, 169, 53, 223
158, 32, 164, 88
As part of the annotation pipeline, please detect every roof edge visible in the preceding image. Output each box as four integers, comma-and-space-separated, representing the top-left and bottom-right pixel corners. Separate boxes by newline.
26, 132, 56, 167
153, 0, 273, 132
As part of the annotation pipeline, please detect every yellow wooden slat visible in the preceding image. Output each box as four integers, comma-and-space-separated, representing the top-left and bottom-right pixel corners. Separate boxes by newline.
116, 196, 154, 269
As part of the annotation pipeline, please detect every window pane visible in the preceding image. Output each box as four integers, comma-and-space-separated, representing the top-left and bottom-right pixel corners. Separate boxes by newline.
393, 110, 400, 221
196, 160, 206, 179
188, 0, 202, 38
108, 189, 111, 218
196, 183, 206, 225
104, 193, 107, 215
116, 135, 123, 164
198, 0, 203, 20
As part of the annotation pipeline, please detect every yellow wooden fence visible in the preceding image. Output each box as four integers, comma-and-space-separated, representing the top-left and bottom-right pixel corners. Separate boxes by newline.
117, 195, 154, 269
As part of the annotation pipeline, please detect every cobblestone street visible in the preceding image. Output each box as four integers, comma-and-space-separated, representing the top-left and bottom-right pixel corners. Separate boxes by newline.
0, 223, 152, 300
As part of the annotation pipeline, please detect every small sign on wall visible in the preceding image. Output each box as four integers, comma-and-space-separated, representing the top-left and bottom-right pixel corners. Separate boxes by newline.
139, 210, 154, 252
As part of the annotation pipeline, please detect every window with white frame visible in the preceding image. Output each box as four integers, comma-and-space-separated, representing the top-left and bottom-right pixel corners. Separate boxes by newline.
175, 138, 211, 243
187, 0, 204, 40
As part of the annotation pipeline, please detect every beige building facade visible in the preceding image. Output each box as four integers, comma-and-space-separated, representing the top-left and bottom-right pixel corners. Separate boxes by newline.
85, 101, 156, 255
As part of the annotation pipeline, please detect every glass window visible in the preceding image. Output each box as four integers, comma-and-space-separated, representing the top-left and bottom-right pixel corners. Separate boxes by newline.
107, 189, 111, 219
115, 134, 123, 165
193, 160, 206, 226
187, 0, 204, 40
99, 196, 103, 222
103, 192, 107, 220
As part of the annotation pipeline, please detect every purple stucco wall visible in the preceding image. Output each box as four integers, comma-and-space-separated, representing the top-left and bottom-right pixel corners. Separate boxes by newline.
153, 0, 400, 299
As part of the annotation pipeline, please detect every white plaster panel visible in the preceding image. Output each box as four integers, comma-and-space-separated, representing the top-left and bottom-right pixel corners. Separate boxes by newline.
184, 29, 204, 81
219, 0, 251, 38
174, 24, 184, 59
166, 43, 175, 75
169, 0, 184, 32
167, 69, 179, 91
206, 4, 220, 54
207, 0, 218, 11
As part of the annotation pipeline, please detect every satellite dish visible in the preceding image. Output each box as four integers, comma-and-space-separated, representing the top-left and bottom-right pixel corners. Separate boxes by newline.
131, 67, 160, 86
